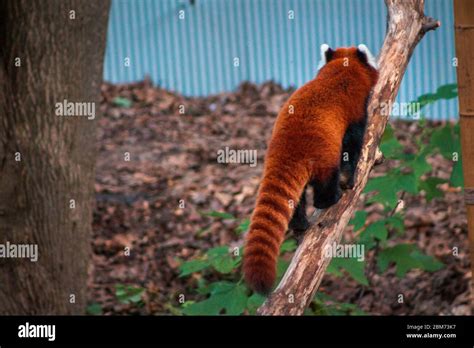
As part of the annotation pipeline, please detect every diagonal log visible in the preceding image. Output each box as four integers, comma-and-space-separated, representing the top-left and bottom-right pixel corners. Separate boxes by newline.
257, 0, 440, 316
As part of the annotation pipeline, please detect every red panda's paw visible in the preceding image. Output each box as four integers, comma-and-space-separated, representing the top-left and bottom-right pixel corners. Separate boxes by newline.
340, 171, 355, 190
314, 187, 342, 209
289, 214, 310, 232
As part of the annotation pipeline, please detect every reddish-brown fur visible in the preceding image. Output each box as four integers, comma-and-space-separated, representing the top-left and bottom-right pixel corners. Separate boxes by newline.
243, 47, 379, 294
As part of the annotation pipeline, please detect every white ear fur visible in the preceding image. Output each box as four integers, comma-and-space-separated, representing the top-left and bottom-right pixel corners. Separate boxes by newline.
357, 44, 378, 69
317, 43, 331, 70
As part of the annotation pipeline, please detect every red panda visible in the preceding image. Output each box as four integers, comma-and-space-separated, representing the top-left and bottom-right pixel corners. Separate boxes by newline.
243, 44, 379, 294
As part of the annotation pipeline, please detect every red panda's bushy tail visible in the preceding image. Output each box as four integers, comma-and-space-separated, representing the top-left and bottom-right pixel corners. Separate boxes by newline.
243, 162, 309, 294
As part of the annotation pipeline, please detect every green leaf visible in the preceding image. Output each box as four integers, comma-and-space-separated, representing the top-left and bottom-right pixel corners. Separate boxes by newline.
326, 260, 343, 277
436, 83, 458, 100
225, 287, 249, 315
429, 124, 460, 160
359, 217, 405, 249
380, 123, 404, 158
411, 83, 458, 113
208, 246, 239, 274
312, 293, 366, 316
179, 246, 240, 277
86, 303, 103, 315
181, 299, 220, 315
179, 258, 211, 277
200, 211, 235, 220
206, 281, 236, 294
349, 211, 367, 232
327, 257, 368, 286
235, 218, 250, 235
409, 154, 432, 179
211, 253, 237, 274
385, 214, 405, 235
196, 278, 210, 295
380, 138, 404, 159
450, 158, 464, 188
365, 171, 417, 209
419, 177, 446, 201
247, 293, 266, 314
377, 244, 444, 277
381, 123, 395, 142
112, 96, 132, 108
276, 259, 290, 279
365, 175, 399, 208
115, 284, 145, 304
280, 239, 297, 253
361, 220, 389, 243
207, 246, 230, 257
182, 282, 248, 315
396, 173, 419, 194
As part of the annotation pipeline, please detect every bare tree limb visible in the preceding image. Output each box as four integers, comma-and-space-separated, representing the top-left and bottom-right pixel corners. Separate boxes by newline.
257, 0, 440, 316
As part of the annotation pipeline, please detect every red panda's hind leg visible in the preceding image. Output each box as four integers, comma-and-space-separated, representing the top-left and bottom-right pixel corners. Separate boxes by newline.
312, 168, 342, 209
288, 187, 310, 239
340, 119, 367, 189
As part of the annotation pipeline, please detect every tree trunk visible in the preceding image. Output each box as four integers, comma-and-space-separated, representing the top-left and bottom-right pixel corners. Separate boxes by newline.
0, 0, 110, 314
453, 0, 474, 312
258, 0, 440, 316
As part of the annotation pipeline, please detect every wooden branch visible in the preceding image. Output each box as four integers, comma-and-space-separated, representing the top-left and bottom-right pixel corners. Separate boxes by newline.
453, 0, 474, 312
257, 0, 440, 316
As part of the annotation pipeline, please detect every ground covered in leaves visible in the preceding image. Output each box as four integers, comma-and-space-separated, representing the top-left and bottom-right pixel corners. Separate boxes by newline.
89, 79, 471, 315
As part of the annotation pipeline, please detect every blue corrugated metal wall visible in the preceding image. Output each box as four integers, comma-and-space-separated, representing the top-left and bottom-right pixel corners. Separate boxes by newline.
103, 0, 458, 120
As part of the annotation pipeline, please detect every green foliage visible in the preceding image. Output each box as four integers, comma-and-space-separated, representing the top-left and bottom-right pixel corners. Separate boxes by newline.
429, 123, 464, 187
199, 211, 236, 220
112, 96, 132, 108
419, 177, 446, 201
327, 257, 368, 286
327, 84, 460, 292
364, 169, 417, 209
235, 218, 250, 235
408, 83, 458, 115
246, 293, 267, 314
450, 159, 464, 188
377, 244, 444, 277
177, 84, 459, 315
178, 219, 296, 315
178, 246, 240, 277
364, 117, 463, 212
86, 303, 103, 315
349, 211, 368, 231
309, 293, 366, 316
182, 281, 248, 315
358, 214, 404, 249
115, 284, 145, 305
280, 238, 297, 252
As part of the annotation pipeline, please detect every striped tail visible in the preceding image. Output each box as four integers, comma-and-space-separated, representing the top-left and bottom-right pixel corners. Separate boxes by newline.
243, 163, 309, 294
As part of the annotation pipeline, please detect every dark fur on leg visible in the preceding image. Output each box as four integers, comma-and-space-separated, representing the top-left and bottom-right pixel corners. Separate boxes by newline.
340, 117, 367, 189
289, 188, 309, 235
312, 168, 342, 209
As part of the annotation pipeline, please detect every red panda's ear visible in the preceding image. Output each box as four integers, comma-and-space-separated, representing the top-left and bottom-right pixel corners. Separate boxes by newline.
325, 47, 334, 62
357, 44, 378, 69
317, 44, 334, 70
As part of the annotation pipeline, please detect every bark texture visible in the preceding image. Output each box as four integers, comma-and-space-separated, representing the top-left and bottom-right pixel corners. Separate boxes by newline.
453, 0, 474, 312
0, 0, 110, 314
258, 0, 440, 316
